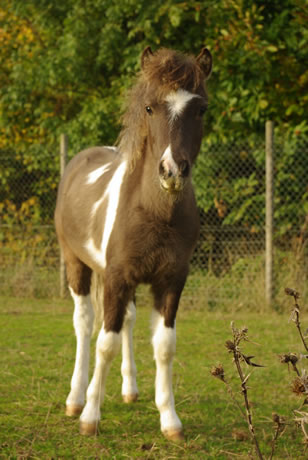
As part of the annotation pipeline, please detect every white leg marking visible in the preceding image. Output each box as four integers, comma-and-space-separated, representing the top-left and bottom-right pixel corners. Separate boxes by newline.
121, 301, 138, 401
66, 288, 94, 409
86, 163, 111, 185
161, 145, 179, 176
80, 328, 121, 425
84, 160, 127, 269
165, 88, 201, 120
151, 310, 182, 434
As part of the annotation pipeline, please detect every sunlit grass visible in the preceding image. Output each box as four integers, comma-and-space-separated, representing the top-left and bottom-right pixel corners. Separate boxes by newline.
0, 296, 307, 458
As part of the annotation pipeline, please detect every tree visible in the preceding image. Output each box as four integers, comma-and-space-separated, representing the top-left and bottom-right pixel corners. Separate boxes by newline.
0, 0, 307, 235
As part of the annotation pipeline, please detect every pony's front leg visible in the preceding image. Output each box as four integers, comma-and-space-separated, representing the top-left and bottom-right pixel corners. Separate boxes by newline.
66, 288, 94, 416
121, 301, 139, 403
79, 281, 130, 435
79, 326, 121, 435
151, 305, 184, 442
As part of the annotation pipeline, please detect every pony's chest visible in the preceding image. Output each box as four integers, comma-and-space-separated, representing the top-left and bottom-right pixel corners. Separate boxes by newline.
109, 214, 196, 282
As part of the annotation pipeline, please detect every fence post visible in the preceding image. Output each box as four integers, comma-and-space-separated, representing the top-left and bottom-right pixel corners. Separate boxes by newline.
59, 134, 68, 298
265, 121, 274, 307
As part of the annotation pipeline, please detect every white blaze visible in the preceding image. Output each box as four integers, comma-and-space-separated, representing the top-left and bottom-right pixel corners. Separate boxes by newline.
165, 88, 200, 121
161, 145, 179, 176
161, 89, 201, 177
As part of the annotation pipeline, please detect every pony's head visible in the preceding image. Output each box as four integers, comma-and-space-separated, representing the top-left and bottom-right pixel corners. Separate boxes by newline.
118, 47, 212, 194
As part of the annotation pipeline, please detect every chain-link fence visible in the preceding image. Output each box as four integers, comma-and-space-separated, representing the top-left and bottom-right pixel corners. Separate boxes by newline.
1, 129, 307, 309
187, 131, 308, 310
0, 148, 59, 297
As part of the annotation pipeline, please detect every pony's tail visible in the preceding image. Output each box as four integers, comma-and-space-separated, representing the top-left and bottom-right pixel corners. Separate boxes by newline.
90, 272, 104, 335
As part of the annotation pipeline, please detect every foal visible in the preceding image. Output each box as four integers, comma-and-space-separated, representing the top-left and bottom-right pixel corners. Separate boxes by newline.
55, 46, 212, 441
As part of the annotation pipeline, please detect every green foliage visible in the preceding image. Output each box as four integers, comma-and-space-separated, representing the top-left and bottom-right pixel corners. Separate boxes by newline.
195, 133, 308, 241
0, 0, 307, 244
1, 0, 307, 148
274, 129, 308, 238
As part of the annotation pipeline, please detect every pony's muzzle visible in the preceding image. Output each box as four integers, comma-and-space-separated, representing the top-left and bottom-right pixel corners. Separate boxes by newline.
159, 159, 190, 193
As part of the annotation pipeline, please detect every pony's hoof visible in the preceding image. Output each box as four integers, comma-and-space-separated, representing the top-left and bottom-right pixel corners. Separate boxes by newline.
80, 421, 98, 436
122, 393, 138, 403
163, 429, 185, 442
66, 404, 83, 417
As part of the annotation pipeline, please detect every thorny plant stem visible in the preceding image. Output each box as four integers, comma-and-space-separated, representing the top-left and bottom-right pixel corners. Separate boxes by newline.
269, 428, 279, 460
301, 420, 308, 440
292, 362, 301, 377
285, 289, 308, 452
224, 380, 246, 421
232, 348, 264, 460
294, 310, 308, 353
270, 423, 283, 460
286, 288, 308, 353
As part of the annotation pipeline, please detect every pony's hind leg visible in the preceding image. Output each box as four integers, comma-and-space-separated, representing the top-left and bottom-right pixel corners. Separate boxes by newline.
65, 256, 94, 417
121, 300, 138, 403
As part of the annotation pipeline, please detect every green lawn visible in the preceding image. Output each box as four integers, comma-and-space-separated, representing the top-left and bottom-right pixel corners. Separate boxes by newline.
0, 295, 307, 459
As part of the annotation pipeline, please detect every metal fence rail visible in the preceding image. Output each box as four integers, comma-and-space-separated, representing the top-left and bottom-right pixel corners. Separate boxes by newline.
1, 127, 307, 309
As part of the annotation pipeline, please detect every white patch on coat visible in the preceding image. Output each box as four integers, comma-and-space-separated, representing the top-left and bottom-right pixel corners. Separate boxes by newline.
90, 194, 105, 219
86, 163, 111, 185
165, 88, 200, 121
161, 145, 179, 176
104, 146, 117, 151
151, 310, 182, 433
84, 161, 127, 269
83, 239, 104, 269
101, 161, 127, 266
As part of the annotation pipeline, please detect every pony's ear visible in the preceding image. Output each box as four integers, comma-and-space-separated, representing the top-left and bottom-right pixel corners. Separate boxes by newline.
141, 46, 154, 70
196, 48, 212, 80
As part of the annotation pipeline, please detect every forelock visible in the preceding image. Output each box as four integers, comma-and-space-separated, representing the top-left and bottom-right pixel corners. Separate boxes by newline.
141, 48, 205, 100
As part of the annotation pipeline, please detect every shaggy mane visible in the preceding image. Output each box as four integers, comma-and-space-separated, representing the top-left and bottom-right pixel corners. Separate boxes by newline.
117, 49, 206, 168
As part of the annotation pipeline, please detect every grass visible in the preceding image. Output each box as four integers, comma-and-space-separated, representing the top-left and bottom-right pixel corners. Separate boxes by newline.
0, 295, 307, 459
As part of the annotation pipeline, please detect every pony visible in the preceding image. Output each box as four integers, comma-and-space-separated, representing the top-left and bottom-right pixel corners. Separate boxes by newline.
55, 46, 212, 441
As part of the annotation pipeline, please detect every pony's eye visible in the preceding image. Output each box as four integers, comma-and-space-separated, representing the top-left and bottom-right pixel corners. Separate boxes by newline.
145, 106, 153, 115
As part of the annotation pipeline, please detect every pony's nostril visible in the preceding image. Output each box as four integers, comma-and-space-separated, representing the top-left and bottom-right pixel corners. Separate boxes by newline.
159, 160, 173, 179
159, 160, 165, 176
179, 160, 190, 177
